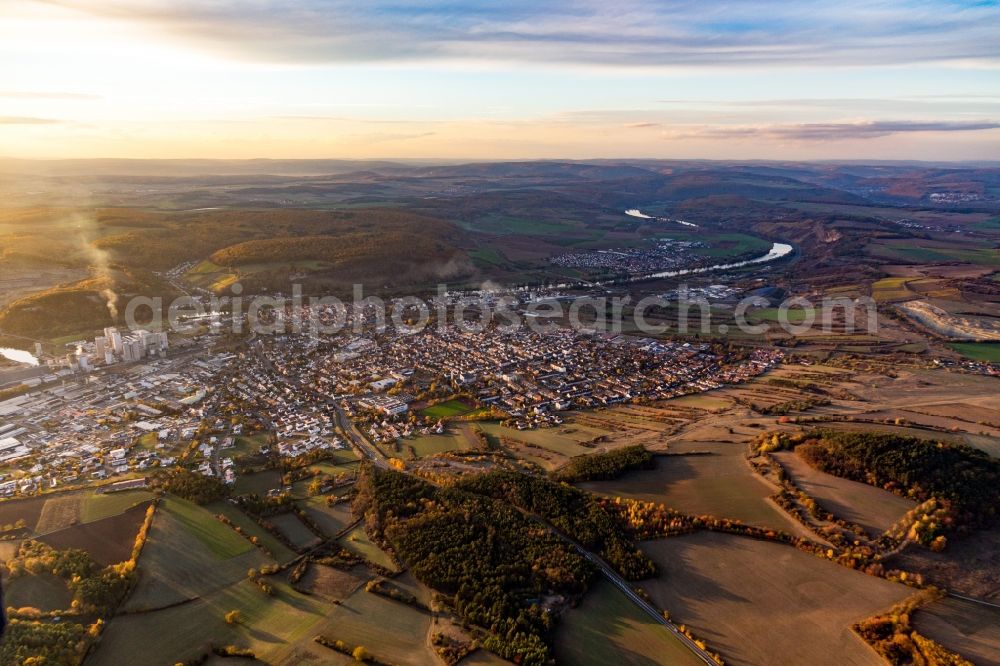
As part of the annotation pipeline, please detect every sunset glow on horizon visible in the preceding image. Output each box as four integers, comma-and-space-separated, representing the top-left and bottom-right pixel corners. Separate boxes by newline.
3, 0, 1000, 161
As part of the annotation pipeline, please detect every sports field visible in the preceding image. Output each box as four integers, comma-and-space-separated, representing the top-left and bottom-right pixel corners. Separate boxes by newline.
419, 399, 474, 419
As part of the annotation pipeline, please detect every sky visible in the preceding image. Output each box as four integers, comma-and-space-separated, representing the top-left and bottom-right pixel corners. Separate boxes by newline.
2, 0, 1000, 161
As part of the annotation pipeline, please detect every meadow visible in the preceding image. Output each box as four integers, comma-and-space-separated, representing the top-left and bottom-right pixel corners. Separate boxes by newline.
304, 583, 439, 666
404, 424, 481, 458
338, 523, 399, 572
299, 496, 355, 538
478, 420, 611, 457
209, 499, 298, 563
123, 498, 268, 612
948, 341, 1000, 362
93, 578, 332, 666
269, 512, 321, 550
232, 469, 282, 496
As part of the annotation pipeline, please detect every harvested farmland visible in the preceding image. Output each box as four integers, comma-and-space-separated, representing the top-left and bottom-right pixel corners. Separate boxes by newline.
772, 450, 914, 537
639, 532, 911, 665
39, 501, 151, 565
578, 445, 802, 534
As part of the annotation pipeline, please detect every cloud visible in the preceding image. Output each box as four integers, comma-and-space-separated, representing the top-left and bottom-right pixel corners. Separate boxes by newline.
663, 120, 1000, 141
0, 116, 63, 124
0, 91, 100, 100
40, 0, 1000, 68
624, 122, 661, 128
351, 131, 437, 144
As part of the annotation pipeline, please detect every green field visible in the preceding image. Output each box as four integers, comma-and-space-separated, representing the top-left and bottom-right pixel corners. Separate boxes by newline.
305, 583, 440, 665
870, 242, 1000, 267
324, 446, 363, 465
166, 497, 255, 559
948, 342, 1000, 362
468, 246, 509, 268
310, 460, 360, 477
81, 489, 156, 523
749, 306, 816, 324
338, 523, 399, 572
695, 231, 771, 258
124, 497, 269, 611
229, 432, 270, 458
209, 500, 298, 564
93, 578, 333, 665
554, 578, 703, 665
300, 497, 355, 538
270, 512, 321, 550
419, 399, 473, 419
460, 214, 578, 237
406, 429, 479, 458
233, 469, 282, 496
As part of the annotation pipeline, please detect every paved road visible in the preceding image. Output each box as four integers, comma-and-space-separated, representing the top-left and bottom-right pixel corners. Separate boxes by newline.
332, 403, 388, 469
948, 593, 1000, 610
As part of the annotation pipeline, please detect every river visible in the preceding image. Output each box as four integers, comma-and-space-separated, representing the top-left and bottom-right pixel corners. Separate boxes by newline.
639, 241, 794, 280
625, 208, 698, 227
551, 240, 793, 290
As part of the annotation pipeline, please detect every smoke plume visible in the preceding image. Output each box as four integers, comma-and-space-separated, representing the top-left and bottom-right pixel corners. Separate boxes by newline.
72, 212, 119, 320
